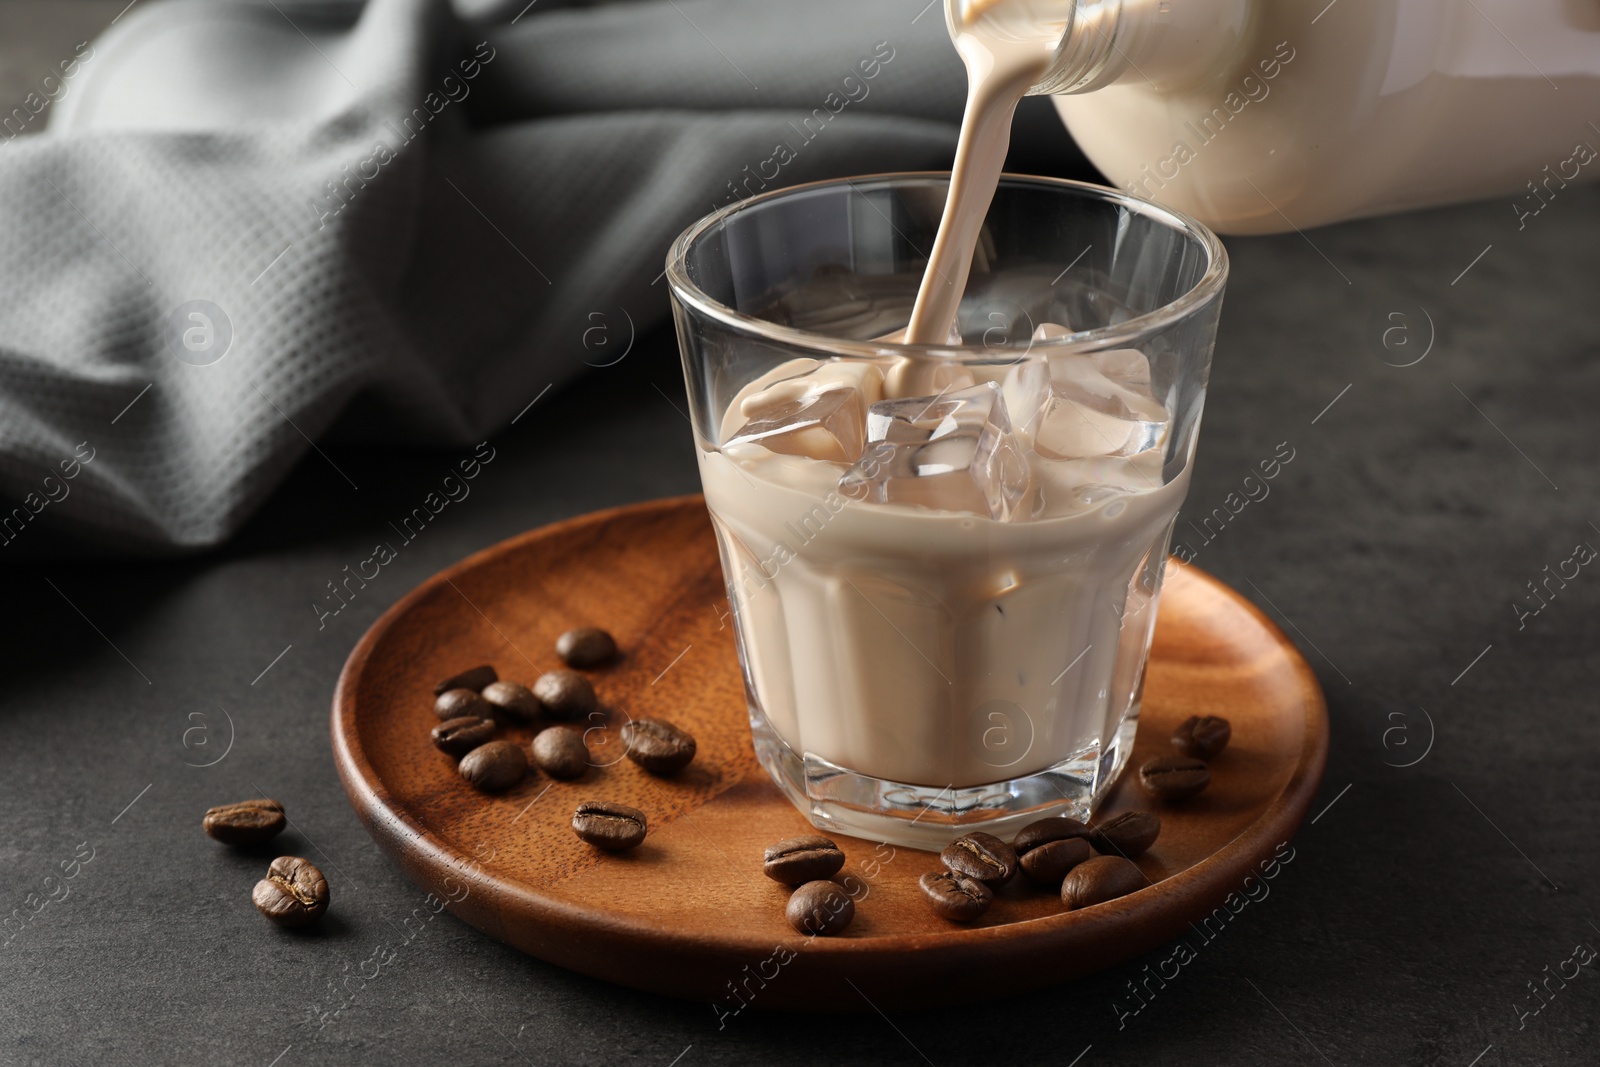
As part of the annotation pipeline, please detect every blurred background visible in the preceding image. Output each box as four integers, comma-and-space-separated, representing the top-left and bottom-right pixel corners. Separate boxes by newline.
0, 0, 1095, 557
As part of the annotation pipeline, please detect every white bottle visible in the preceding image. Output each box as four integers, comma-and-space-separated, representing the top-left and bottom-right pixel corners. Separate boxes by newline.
954, 0, 1600, 233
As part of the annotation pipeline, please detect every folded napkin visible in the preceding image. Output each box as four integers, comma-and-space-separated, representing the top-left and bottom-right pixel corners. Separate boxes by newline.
0, 0, 971, 553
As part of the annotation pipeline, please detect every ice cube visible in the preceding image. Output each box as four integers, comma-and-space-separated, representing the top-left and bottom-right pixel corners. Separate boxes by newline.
1012, 348, 1169, 459
726, 387, 868, 463
723, 360, 885, 463
839, 382, 1031, 520
1029, 453, 1165, 516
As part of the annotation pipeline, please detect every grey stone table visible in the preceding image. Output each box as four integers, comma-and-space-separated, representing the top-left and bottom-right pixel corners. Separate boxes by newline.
4, 180, 1600, 1065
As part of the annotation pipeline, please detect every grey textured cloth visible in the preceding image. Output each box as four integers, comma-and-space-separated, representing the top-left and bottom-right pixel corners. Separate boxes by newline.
0, 0, 965, 553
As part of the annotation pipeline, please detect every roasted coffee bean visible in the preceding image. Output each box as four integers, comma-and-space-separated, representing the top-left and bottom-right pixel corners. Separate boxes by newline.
1061, 855, 1145, 910
435, 687, 490, 722
431, 716, 496, 759
532, 670, 597, 720
786, 879, 855, 936
1018, 838, 1092, 887
556, 627, 617, 669
252, 856, 329, 927
940, 832, 1018, 888
1090, 811, 1161, 859
1138, 754, 1210, 801
1012, 816, 1092, 855
458, 740, 528, 792
433, 665, 497, 696
1011, 817, 1093, 886
1172, 715, 1231, 760
572, 800, 647, 851
481, 680, 541, 722
202, 799, 286, 845
919, 869, 994, 922
531, 726, 590, 779
620, 717, 697, 774
762, 835, 846, 885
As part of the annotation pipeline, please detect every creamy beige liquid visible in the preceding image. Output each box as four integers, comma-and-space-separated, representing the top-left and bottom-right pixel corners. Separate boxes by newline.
706, 344, 1183, 786
703, 452, 1182, 787
701, 2, 1188, 789
904, 1, 1061, 344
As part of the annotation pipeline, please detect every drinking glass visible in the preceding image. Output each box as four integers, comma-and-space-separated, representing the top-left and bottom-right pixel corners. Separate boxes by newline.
667, 174, 1227, 849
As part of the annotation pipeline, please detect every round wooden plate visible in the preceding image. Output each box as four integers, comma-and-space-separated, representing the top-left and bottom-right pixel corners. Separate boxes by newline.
332, 495, 1328, 1012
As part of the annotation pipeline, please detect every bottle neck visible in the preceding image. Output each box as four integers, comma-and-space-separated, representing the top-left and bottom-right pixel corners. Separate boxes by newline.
1029, 0, 1254, 96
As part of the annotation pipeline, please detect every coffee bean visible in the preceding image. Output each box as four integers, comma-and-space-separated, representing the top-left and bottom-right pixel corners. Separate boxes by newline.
572, 800, 647, 851
481, 680, 541, 723
202, 799, 286, 845
435, 687, 490, 722
458, 740, 528, 792
1020, 838, 1092, 886
433, 665, 496, 697
1172, 715, 1231, 760
940, 832, 1018, 888
762, 835, 846, 885
531, 726, 590, 779
252, 856, 329, 927
1011, 817, 1093, 885
1090, 811, 1161, 859
532, 670, 597, 720
918, 870, 994, 922
556, 627, 617, 669
1138, 754, 1210, 801
431, 716, 496, 759
1011, 816, 1092, 855
785, 879, 855, 936
621, 717, 697, 774
1061, 855, 1145, 910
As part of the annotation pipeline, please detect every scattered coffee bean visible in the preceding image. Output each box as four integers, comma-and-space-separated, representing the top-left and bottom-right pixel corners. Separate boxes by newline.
785, 879, 855, 936
556, 627, 617, 669
572, 800, 648, 851
1172, 715, 1231, 760
252, 856, 329, 927
435, 687, 490, 722
1138, 754, 1210, 801
919, 870, 994, 922
458, 740, 528, 792
621, 717, 697, 774
1011, 817, 1093, 886
762, 836, 846, 885
1019, 838, 1092, 887
431, 716, 496, 759
531, 726, 590, 779
1090, 811, 1161, 859
533, 670, 597, 720
481, 680, 541, 723
940, 832, 1018, 888
202, 799, 286, 845
1061, 855, 1145, 910
433, 665, 496, 697
1011, 816, 1092, 855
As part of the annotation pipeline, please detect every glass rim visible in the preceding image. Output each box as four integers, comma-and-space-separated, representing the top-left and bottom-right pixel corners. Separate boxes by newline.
664, 171, 1229, 363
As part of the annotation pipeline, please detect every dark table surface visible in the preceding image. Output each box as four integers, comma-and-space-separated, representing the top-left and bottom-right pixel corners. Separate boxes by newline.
5, 181, 1599, 1066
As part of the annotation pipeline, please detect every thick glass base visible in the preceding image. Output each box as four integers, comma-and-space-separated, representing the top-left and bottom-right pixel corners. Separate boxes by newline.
750, 704, 1141, 851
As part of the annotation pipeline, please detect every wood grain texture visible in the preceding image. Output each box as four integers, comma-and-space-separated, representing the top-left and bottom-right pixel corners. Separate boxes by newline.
332, 495, 1328, 1012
